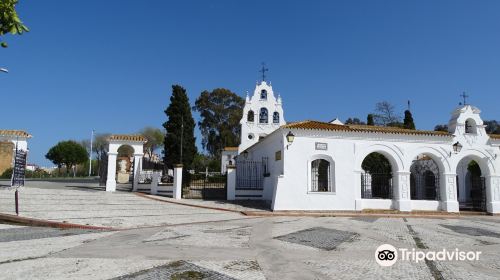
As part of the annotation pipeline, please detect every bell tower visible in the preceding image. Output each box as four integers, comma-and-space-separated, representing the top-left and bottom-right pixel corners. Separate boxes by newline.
239, 80, 285, 153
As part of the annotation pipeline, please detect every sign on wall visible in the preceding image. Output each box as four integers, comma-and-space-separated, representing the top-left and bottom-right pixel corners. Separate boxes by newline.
315, 142, 328, 151
11, 149, 27, 187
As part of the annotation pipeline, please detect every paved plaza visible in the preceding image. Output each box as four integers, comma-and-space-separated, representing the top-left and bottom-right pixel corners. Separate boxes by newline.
0, 182, 500, 279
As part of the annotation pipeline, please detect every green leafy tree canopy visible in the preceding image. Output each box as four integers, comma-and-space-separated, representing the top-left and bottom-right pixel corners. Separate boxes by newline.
45, 140, 89, 175
194, 88, 244, 158
0, 0, 29, 48
140, 127, 164, 157
403, 110, 416, 130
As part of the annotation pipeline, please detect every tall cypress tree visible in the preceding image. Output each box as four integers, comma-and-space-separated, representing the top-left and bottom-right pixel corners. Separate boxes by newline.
403, 110, 416, 130
163, 85, 197, 169
367, 114, 375, 126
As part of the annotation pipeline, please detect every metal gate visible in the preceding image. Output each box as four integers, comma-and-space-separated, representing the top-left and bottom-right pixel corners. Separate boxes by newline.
361, 173, 393, 199
182, 172, 227, 199
470, 176, 486, 211
236, 159, 266, 190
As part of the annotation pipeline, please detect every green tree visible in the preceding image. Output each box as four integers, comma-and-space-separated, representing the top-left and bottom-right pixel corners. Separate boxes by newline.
45, 141, 88, 176
140, 127, 165, 158
194, 88, 244, 158
434, 124, 448, 132
484, 120, 500, 134
367, 114, 375, 126
0, 0, 29, 48
403, 110, 416, 130
163, 85, 197, 169
345, 118, 365, 125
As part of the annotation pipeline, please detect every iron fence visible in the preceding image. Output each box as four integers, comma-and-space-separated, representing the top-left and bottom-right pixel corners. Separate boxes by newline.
182, 172, 227, 200
236, 159, 266, 190
361, 173, 393, 199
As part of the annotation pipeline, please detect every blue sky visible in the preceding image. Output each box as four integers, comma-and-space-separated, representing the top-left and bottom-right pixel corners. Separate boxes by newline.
1, 0, 500, 166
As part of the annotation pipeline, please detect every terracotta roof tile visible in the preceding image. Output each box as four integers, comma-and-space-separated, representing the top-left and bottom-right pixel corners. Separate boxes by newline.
108, 134, 147, 142
223, 147, 239, 151
0, 130, 32, 138
282, 120, 452, 137
490, 134, 500, 140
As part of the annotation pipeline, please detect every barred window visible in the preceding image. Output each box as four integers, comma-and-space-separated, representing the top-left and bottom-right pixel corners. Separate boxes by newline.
311, 159, 331, 192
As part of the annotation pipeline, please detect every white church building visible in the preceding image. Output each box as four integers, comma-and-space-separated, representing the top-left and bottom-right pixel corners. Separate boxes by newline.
232, 81, 500, 214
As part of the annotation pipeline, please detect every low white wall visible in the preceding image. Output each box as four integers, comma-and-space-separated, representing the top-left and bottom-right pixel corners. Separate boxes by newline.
235, 189, 263, 200
411, 200, 441, 211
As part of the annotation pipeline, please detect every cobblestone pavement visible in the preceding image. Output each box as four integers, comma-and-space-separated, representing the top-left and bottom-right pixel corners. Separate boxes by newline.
0, 182, 248, 229
1, 183, 500, 279
1, 215, 500, 279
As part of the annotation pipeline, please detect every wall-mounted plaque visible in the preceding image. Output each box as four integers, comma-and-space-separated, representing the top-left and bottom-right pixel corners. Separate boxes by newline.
315, 142, 328, 151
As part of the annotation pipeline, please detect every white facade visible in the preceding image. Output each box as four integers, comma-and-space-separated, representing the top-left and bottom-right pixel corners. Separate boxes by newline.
238, 105, 500, 214
239, 81, 286, 153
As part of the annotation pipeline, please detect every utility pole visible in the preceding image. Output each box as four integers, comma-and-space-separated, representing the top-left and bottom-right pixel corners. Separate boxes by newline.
89, 129, 95, 176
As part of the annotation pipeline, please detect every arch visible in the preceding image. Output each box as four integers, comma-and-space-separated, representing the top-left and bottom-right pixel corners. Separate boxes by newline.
355, 144, 405, 173
260, 89, 267, 100
247, 110, 255, 122
405, 146, 450, 174
452, 149, 495, 177
308, 154, 335, 193
273, 112, 280, 124
361, 152, 394, 199
259, 108, 268, 124
456, 156, 487, 211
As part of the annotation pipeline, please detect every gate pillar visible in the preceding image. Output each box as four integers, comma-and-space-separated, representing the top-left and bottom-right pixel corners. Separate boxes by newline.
173, 164, 183, 199
441, 173, 459, 213
132, 154, 143, 192
106, 152, 118, 192
395, 171, 412, 212
486, 175, 500, 214
227, 165, 236, 200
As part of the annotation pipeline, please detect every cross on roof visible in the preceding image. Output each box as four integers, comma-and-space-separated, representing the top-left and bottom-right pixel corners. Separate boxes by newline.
259, 63, 268, 82
460, 92, 469, 105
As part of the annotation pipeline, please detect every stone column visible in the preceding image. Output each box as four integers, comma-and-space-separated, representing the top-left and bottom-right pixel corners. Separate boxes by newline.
395, 171, 411, 212
173, 164, 183, 199
150, 172, 159, 195
441, 173, 459, 213
227, 165, 236, 200
486, 175, 500, 214
105, 152, 118, 192
132, 154, 142, 192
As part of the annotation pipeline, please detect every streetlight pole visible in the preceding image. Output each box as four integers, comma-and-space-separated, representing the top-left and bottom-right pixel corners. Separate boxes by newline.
89, 129, 95, 177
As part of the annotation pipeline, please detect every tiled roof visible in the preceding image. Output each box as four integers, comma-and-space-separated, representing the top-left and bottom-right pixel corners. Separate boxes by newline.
282, 120, 453, 137
223, 147, 239, 151
108, 134, 147, 142
490, 134, 500, 140
0, 130, 32, 138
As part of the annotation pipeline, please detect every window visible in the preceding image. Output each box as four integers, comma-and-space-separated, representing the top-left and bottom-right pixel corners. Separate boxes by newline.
247, 110, 254, 122
259, 108, 268, 123
260, 89, 267, 100
273, 112, 280, 124
311, 159, 331, 192
465, 119, 477, 134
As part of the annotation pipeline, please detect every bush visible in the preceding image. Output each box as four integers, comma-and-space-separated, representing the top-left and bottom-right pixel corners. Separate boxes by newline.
1, 168, 12, 179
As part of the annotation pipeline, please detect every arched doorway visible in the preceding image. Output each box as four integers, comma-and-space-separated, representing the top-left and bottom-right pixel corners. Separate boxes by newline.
361, 152, 393, 199
105, 134, 146, 192
457, 157, 486, 211
410, 155, 440, 201
116, 145, 135, 189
